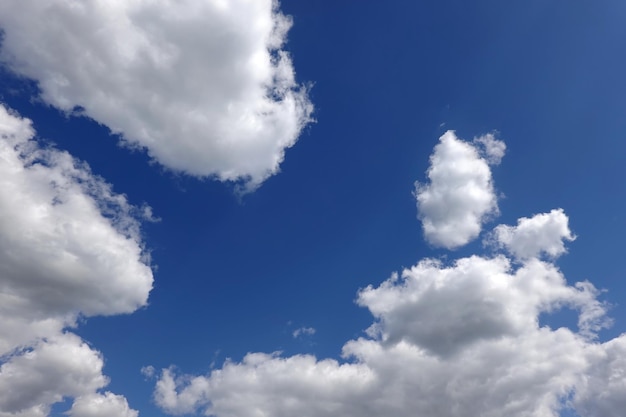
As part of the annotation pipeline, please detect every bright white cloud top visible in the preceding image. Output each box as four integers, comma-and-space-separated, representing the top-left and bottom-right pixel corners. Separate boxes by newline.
153, 134, 626, 417
491, 209, 576, 260
415, 131, 503, 249
0, 104, 151, 416
0, 0, 313, 188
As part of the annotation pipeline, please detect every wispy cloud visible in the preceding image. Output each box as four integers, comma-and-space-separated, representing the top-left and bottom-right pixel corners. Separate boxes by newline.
292, 327, 316, 338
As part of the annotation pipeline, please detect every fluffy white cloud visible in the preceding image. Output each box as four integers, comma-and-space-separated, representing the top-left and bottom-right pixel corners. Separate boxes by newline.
358, 255, 606, 356
491, 209, 576, 260
0, 104, 148, 415
0, 0, 313, 188
155, 355, 374, 417
153, 211, 623, 417
0, 333, 107, 416
0, 104, 152, 354
572, 336, 626, 416
415, 131, 503, 249
68, 392, 139, 417
153, 135, 625, 417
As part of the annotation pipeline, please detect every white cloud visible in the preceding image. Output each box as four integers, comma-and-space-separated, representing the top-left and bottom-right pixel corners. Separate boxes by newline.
572, 336, 626, 416
0, 333, 107, 415
415, 131, 502, 249
68, 392, 138, 417
292, 327, 316, 338
358, 255, 606, 356
474, 133, 506, 165
153, 136, 624, 417
491, 209, 576, 260
0, 0, 313, 188
0, 104, 148, 416
153, 218, 623, 417
155, 356, 374, 417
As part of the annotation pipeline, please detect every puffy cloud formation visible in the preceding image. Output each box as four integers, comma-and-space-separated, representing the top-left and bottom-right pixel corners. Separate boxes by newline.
153, 136, 626, 417
0, 0, 313, 188
358, 255, 606, 354
415, 131, 503, 249
572, 337, 626, 415
68, 392, 139, 417
491, 209, 576, 260
0, 104, 151, 415
154, 218, 624, 417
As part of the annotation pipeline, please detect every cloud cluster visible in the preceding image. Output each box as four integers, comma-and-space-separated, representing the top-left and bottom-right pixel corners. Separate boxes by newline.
0, 104, 151, 416
415, 131, 504, 249
0, 0, 313, 188
153, 136, 626, 417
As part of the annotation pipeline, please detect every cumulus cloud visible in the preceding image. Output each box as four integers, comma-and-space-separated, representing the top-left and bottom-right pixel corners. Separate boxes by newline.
68, 392, 139, 417
572, 336, 626, 416
0, 334, 107, 415
491, 209, 576, 260
0, 0, 313, 188
153, 212, 623, 417
358, 255, 607, 355
153, 135, 625, 417
0, 104, 150, 415
415, 131, 503, 249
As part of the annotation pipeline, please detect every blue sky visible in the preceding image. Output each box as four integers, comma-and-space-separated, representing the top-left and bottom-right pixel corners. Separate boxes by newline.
0, 1, 626, 416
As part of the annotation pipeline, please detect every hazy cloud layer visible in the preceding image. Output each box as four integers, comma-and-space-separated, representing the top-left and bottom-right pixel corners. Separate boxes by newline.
415, 131, 503, 249
0, 104, 151, 415
0, 0, 313, 188
154, 136, 625, 417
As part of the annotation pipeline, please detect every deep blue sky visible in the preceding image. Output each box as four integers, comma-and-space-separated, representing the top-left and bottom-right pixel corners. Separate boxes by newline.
2, 1, 626, 416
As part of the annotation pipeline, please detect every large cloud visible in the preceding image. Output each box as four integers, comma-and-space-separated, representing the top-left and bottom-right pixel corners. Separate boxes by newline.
415, 131, 503, 249
0, 0, 313, 188
154, 250, 616, 417
153, 136, 626, 417
0, 104, 151, 416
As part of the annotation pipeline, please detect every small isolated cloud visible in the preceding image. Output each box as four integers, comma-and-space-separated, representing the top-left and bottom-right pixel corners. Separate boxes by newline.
474, 133, 506, 165
0, 104, 151, 415
292, 327, 316, 338
141, 365, 156, 379
415, 131, 503, 249
152, 134, 625, 417
490, 208, 576, 260
0, 0, 313, 188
